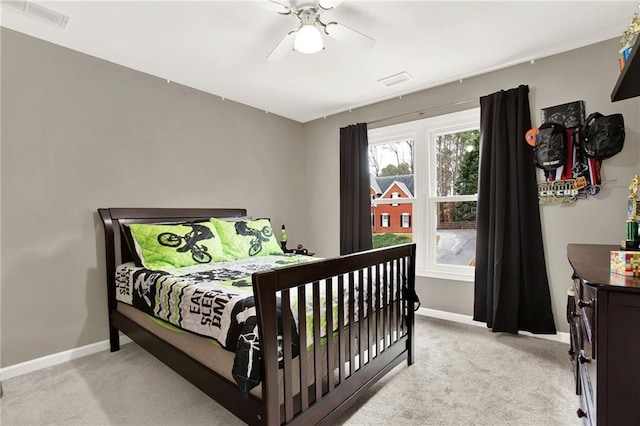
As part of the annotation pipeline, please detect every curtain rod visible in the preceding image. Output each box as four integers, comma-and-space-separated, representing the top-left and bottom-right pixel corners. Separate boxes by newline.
367, 98, 478, 126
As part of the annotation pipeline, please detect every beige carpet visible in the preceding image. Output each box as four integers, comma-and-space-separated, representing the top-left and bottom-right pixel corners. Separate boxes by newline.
0, 316, 579, 425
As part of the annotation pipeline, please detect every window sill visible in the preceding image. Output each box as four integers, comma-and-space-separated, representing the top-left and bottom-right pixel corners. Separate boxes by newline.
416, 269, 474, 283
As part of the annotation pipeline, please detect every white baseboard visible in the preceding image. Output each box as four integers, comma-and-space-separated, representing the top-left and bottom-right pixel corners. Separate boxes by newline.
0, 334, 132, 381
416, 307, 570, 344
1, 310, 569, 382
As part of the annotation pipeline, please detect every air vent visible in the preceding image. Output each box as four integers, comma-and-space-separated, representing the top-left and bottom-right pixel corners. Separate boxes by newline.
378, 71, 414, 87
1, 1, 70, 28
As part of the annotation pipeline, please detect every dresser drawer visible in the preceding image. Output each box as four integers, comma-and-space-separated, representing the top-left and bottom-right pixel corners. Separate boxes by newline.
572, 276, 581, 306
575, 301, 596, 425
574, 279, 596, 351
569, 317, 580, 395
577, 310, 594, 361
578, 359, 596, 425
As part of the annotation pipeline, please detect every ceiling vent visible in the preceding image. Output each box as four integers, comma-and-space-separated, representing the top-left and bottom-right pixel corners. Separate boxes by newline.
2, 1, 70, 28
378, 71, 414, 87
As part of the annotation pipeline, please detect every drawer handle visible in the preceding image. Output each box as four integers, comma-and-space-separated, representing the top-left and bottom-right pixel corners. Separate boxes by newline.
577, 298, 594, 308
578, 351, 592, 364
577, 408, 588, 418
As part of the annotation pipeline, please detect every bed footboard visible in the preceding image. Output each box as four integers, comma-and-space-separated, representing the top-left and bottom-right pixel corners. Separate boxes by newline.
253, 243, 416, 425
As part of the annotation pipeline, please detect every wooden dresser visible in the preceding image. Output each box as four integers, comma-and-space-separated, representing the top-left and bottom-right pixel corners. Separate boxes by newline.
567, 244, 640, 425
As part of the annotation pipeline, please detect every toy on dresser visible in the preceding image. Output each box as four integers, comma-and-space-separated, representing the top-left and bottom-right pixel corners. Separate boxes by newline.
611, 250, 640, 276
622, 174, 640, 249
613, 174, 640, 276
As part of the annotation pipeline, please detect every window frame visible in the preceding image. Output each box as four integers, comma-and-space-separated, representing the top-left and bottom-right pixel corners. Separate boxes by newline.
380, 213, 390, 228
391, 192, 400, 206
368, 108, 480, 282
401, 213, 411, 228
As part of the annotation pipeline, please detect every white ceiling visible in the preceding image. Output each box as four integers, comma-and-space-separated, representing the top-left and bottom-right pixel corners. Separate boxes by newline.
2, 1, 638, 123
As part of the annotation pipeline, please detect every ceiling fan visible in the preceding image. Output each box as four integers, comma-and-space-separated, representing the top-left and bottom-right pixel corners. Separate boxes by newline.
265, 0, 376, 61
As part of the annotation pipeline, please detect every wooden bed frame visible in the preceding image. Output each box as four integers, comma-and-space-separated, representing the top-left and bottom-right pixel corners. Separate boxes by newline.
98, 207, 416, 425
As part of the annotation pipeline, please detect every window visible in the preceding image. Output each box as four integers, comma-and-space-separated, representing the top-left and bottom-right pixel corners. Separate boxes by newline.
401, 213, 411, 228
369, 137, 414, 249
391, 192, 400, 206
368, 108, 480, 281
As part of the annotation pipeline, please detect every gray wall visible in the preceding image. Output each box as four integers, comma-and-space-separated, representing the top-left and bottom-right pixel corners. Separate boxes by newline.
2, 29, 639, 368
0, 28, 306, 367
303, 38, 640, 334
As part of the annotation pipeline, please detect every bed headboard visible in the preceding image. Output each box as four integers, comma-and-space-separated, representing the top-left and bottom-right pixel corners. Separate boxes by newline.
97, 208, 247, 328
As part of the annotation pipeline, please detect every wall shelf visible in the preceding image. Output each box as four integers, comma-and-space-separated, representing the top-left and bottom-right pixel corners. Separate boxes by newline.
611, 35, 640, 102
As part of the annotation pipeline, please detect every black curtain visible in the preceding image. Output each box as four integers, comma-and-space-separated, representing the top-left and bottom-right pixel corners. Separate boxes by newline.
473, 85, 556, 334
340, 123, 373, 255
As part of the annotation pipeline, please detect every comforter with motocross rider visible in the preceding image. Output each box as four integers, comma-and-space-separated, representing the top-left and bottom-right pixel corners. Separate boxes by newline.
114, 255, 319, 395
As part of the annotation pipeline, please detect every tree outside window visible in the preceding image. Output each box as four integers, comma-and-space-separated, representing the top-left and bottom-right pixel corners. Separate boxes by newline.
434, 129, 479, 267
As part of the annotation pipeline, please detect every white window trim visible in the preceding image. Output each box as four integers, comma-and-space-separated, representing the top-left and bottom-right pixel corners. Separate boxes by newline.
401, 213, 410, 228
369, 108, 480, 283
371, 198, 415, 207
391, 192, 399, 206
381, 213, 390, 228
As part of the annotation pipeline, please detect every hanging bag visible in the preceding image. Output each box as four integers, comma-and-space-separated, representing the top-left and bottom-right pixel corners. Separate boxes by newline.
533, 122, 567, 170
582, 112, 625, 159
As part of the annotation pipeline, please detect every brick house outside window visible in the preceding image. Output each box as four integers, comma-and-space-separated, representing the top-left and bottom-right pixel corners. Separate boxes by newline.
371, 174, 413, 234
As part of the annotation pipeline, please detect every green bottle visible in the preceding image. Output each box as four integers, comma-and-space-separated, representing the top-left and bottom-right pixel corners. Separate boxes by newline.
280, 224, 287, 251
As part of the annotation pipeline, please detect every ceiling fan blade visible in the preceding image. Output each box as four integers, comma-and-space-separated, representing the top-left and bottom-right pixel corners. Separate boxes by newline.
318, 0, 344, 10
324, 22, 375, 51
263, 0, 292, 14
267, 30, 297, 61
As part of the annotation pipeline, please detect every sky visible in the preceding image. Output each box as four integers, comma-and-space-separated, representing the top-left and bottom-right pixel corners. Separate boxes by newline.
369, 140, 413, 173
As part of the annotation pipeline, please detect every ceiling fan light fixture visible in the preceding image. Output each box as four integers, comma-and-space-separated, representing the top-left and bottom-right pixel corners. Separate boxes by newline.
294, 24, 323, 54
